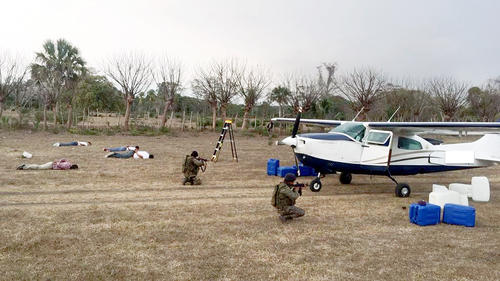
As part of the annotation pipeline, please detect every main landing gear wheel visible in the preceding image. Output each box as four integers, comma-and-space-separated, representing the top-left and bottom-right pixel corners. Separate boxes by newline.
310, 178, 322, 192
395, 183, 411, 197
339, 172, 352, 184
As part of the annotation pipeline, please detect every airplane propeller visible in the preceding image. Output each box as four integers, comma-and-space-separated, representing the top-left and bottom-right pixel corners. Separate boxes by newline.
291, 109, 302, 176
292, 110, 302, 138
291, 110, 301, 138
277, 109, 302, 146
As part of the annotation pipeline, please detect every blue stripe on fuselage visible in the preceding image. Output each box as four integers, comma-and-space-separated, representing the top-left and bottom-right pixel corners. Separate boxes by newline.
295, 153, 478, 176
298, 133, 353, 141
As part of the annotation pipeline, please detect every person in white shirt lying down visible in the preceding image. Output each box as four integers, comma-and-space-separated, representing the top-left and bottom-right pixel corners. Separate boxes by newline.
105, 147, 154, 159
103, 145, 137, 152
134, 150, 154, 159
53, 141, 91, 147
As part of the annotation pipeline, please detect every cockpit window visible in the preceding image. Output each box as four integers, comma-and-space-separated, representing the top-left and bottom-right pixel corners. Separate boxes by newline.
398, 137, 423, 150
330, 123, 366, 142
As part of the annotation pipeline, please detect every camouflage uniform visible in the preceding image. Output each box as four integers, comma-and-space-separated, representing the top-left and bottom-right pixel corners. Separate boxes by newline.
183, 156, 205, 185
275, 182, 305, 221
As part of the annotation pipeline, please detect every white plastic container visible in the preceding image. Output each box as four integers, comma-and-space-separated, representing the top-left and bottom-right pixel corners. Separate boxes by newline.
459, 194, 469, 206
449, 183, 472, 197
429, 190, 461, 209
22, 151, 32, 158
471, 176, 490, 202
432, 184, 448, 192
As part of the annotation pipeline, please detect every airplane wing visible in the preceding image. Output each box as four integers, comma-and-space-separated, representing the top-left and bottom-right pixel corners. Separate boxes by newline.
271, 118, 343, 127
367, 122, 500, 135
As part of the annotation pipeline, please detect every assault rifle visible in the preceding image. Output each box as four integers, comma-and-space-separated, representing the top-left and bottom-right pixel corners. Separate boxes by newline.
291, 182, 306, 196
197, 157, 208, 172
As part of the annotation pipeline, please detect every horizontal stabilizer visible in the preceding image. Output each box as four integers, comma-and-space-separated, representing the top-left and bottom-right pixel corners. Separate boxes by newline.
446, 151, 474, 164
474, 134, 500, 163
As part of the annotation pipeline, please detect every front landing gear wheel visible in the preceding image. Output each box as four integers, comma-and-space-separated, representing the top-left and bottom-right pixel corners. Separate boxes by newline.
310, 178, 322, 192
395, 183, 411, 197
339, 172, 352, 184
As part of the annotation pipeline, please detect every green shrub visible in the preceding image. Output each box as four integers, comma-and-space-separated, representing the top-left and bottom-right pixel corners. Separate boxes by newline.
68, 128, 99, 135
1, 116, 9, 128
33, 119, 40, 130
34, 111, 55, 122
254, 126, 269, 136
241, 130, 255, 137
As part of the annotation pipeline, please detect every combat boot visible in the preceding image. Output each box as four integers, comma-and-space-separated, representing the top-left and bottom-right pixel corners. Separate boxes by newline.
279, 215, 292, 223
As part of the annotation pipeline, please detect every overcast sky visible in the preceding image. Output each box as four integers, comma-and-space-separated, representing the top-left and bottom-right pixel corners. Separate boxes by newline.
1, 0, 499, 86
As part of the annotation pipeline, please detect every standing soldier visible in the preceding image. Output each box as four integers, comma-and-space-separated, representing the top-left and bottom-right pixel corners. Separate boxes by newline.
271, 173, 305, 223
182, 151, 206, 185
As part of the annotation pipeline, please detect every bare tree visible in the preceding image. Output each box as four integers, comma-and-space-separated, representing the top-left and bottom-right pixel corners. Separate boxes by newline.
192, 69, 218, 130
105, 54, 152, 131
154, 57, 182, 128
239, 67, 270, 129
317, 62, 337, 97
425, 77, 468, 121
0, 53, 26, 118
335, 68, 386, 121
384, 80, 433, 121
211, 59, 243, 122
31, 63, 61, 128
13, 80, 37, 124
288, 76, 322, 113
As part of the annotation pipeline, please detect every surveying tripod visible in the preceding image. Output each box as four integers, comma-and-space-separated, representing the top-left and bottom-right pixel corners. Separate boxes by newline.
211, 120, 238, 162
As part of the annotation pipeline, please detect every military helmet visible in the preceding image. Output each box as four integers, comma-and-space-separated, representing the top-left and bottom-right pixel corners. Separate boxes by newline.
191, 151, 198, 157
284, 173, 296, 182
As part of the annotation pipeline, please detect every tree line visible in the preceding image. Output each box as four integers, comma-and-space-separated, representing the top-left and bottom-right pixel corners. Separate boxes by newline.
1, 39, 499, 132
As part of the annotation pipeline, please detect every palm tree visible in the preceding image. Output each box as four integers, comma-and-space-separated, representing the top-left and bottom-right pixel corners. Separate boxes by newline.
269, 86, 290, 117
31, 39, 86, 128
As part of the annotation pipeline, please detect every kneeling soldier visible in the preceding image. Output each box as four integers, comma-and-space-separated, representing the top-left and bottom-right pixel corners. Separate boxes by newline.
182, 151, 205, 185
272, 173, 305, 223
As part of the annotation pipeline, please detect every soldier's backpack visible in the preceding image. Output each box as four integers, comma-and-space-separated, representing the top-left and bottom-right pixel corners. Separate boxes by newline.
271, 184, 280, 208
182, 155, 189, 174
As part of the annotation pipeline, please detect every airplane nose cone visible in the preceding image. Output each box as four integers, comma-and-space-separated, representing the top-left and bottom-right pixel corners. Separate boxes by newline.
278, 136, 297, 147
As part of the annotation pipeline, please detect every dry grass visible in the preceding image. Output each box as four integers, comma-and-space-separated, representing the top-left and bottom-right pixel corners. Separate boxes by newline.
0, 130, 499, 281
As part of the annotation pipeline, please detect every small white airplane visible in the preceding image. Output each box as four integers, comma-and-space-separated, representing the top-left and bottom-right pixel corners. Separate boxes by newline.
271, 112, 500, 197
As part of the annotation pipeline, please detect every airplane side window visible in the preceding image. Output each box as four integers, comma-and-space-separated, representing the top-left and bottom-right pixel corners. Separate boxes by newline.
398, 137, 423, 150
367, 132, 390, 144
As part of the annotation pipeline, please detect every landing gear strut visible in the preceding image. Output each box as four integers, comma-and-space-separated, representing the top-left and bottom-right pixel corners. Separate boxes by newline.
387, 171, 411, 197
339, 172, 352, 184
309, 172, 323, 192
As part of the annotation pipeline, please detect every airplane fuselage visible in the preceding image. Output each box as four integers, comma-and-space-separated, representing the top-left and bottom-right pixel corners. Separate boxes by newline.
282, 126, 498, 176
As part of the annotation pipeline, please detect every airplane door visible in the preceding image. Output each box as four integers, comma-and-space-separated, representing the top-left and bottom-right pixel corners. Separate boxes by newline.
360, 130, 393, 166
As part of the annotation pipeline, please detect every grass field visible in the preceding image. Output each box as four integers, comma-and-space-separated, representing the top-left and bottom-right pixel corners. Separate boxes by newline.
0, 130, 499, 280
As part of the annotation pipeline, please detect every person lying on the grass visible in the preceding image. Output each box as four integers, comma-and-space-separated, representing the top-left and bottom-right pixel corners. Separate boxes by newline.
17, 159, 78, 170
103, 145, 137, 152
53, 141, 91, 147
133, 150, 154, 159
105, 146, 138, 158
105, 146, 154, 159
